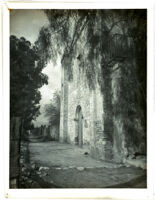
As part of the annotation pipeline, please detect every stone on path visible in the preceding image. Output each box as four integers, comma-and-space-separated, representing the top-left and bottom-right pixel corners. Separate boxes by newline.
39, 166, 50, 171
21, 167, 26, 172
20, 159, 24, 164
31, 163, 36, 169
56, 167, 61, 170
126, 158, 146, 170
27, 172, 31, 177
77, 167, 85, 171
40, 172, 48, 177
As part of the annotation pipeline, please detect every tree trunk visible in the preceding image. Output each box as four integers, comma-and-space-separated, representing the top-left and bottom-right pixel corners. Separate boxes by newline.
10, 117, 22, 188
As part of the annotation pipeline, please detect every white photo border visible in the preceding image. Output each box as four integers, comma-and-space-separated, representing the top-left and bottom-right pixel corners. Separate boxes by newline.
1, 0, 155, 199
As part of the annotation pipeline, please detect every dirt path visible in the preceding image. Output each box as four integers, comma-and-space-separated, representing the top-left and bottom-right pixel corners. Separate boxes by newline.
26, 141, 146, 188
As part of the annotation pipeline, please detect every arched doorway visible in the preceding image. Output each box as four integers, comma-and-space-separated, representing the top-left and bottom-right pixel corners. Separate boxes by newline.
75, 105, 83, 147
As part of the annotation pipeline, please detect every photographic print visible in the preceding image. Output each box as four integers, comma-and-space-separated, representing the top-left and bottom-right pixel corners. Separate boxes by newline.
9, 9, 147, 189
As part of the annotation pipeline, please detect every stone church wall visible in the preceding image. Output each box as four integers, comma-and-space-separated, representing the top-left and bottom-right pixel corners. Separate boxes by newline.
62, 55, 104, 146
111, 64, 146, 163
59, 18, 146, 164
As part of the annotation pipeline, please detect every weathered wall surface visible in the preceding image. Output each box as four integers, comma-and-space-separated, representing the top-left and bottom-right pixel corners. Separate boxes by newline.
59, 33, 105, 147
59, 62, 69, 143
68, 70, 103, 145
111, 66, 127, 162
111, 64, 146, 163
59, 17, 146, 164
59, 26, 118, 161
60, 56, 146, 163
59, 26, 104, 146
60, 57, 104, 146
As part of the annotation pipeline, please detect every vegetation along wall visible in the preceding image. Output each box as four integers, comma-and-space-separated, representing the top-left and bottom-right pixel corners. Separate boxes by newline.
38, 10, 146, 163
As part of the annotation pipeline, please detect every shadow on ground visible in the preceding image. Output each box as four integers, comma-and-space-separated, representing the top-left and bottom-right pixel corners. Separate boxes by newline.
19, 141, 146, 188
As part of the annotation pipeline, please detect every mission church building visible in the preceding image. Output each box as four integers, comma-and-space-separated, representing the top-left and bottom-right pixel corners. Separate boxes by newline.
59, 11, 146, 164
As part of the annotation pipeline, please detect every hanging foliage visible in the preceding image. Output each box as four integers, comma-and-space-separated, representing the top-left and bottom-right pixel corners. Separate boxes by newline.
36, 9, 146, 148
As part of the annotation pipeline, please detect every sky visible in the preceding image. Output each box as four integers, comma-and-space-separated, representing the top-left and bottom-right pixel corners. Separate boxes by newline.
10, 9, 49, 43
10, 9, 61, 126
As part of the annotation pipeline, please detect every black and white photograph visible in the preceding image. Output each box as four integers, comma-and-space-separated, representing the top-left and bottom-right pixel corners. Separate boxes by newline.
9, 9, 147, 189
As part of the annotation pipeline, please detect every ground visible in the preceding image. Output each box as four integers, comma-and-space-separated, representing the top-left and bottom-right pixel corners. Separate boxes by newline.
19, 140, 146, 188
